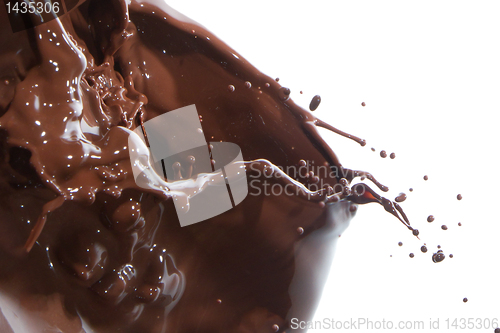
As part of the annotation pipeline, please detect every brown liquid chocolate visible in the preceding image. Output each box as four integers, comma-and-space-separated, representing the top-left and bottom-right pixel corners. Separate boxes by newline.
0, 1, 415, 332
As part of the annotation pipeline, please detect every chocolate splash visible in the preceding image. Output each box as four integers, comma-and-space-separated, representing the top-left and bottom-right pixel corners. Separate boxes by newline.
0, 0, 418, 332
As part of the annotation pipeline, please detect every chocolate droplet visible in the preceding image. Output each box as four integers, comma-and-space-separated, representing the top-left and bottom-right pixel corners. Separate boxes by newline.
361, 102, 366, 107
272, 324, 279, 332
458, 222, 462, 226
449, 254, 454, 258
457, 194, 462, 200
380, 150, 387, 158
432, 252, 445, 263
228, 85, 235, 92
395, 193, 406, 202
390, 152, 396, 159
278, 87, 291, 101
409, 253, 414, 258
463, 297, 468, 303
423, 175, 428, 181
398, 242, 403, 246
427, 215, 434, 222
421, 246, 427, 253
309, 95, 321, 111
412, 229, 419, 237
441, 225, 448, 230
371, 147, 375, 152
244, 81, 252, 88
297, 227, 304, 235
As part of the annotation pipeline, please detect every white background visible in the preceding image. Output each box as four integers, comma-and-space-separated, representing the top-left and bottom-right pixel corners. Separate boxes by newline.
166, 1, 500, 332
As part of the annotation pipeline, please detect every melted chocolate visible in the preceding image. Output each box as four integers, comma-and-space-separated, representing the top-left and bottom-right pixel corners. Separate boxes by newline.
0, 0, 418, 332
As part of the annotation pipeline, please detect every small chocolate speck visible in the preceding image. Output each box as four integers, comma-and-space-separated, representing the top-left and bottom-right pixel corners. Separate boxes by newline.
423, 175, 428, 180
427, 215, 434, 222
398, 242, 403, 246
458, 222, 462, 226
390, 255, 392, 257
244, 81, 252, 88
412, 229, 419, 236
437, 245, 441, 249
449, 254, 453, 258
463, 297, 468, 303
390, 152, 396, 159
409, 188, 413, 192
275, 78, 280, 82
216, 299, 222, 304
272, 324, 279, 332
349, 205, 357, 212
309, 95, 321, 111
409, 253, 414, 258
361, 102, 366, 107
265, 83, 270, 88
380, 150, 387, 158
441, 225, 448, 230
457, 194, 462, 200
371, 147, 375, 152
421, 246, 428, 253
228, 85, 235, 92
300, 91, 303, 94
297, 227, 304, 235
